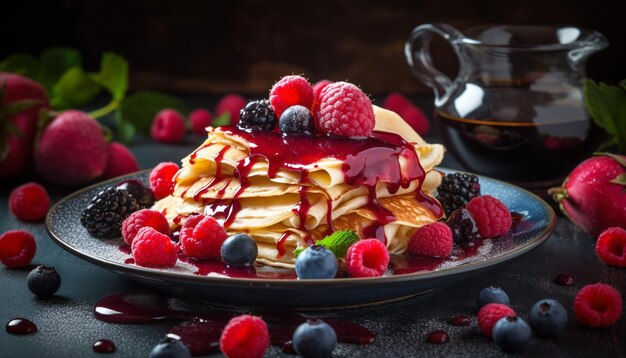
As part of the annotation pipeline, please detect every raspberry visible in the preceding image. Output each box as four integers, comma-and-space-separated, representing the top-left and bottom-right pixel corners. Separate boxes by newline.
345, 239, 390, 277
151, 109, 186, 144
0, 230, 36, 268
477, 303, 516, 337
382, 92, 413, 115
149, 162, 179, 199
9, 182, 51, 221
382, 93, 430, 135
216, 94, 247, 125
122, 209, 171, 245
466, 195, 512, 238
131, 227, 177, 267
269, 75, 314, 119
316, 82, 375, 137
102, 142, 139, 180
312, 79, 333, 113
596, 227, 626, 267
574, 283, 623, 328
189, 108, 213, 135
408, 222, 453, 257
180, 214, 228, 259
219, 314, 269, 358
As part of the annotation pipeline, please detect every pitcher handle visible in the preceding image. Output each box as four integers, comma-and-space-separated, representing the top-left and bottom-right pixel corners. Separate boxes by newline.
405, 23, 464, 105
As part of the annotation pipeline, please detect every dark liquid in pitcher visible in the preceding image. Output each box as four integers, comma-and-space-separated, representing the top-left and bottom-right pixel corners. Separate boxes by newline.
436, 85, 604, 186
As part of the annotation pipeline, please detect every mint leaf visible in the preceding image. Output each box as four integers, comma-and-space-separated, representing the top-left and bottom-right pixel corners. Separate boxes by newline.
51, 67, 101, 109
0, 53, 38, 78
117, 91, 188, 139
295, 230, 360, 258
36, 47, 82, 92
115, 111, 136, 143
583, 79, 626, 153
96, 52, 128, 101
212, 112, 231, 127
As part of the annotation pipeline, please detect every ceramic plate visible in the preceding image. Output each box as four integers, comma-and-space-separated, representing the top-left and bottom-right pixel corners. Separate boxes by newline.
46, 169, 555, 308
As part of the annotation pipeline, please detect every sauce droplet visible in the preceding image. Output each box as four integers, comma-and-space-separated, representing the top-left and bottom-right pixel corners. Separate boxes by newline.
6, 318, 37, 335
449, 314, 471, 326
425, 330, 449, 344
93, 339, 116, 353
554, 273, 574, 286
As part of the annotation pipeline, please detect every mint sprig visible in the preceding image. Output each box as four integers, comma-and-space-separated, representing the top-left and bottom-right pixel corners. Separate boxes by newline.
294, 230, 360, 258
583, 79, 626, 153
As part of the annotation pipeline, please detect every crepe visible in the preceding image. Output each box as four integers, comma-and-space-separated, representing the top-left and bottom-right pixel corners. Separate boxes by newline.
153, 105, 445, 267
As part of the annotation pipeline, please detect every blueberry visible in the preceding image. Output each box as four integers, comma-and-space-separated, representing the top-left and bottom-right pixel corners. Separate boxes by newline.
221, 234, 258, 266
477, 286, 510, 309
279, 105, 315, 136
148, 336, 191, 358
26, 265, 61, 298
292, 319, 337, 358
115, 180, 155, 208
295, 245, 338, 279
492, 316, 531, 351
529, 299, 568, 337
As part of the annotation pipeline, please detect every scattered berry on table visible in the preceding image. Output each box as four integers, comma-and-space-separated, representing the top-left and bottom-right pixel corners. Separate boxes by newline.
437, 173, 481, 217
122, 209, 171, 246
238, 99, 277, 132
595, 227, 626, 267
219, 314, 269, 358
149, 162, 180, 200
466, 195, 512, 238
216, 93, 247, 125
477, 286, 510, 310
315, 81, 375, 137
102, 142, 139, 180
408, 222, 453, 257
151, 109, 186, 144
26, 265, 61, 298
296, 245, 338, 279
574, 283, 622, 328
80, 187, 139, 239
148, 336, 192, 358
269, 75, 314, 119
445, 208, 481, 245
529, 299, 568, 337
131, 227, 178, 268
189, 108, 213, 135
221, 233, 258, 266
279, 105, 315, 136
0, 230, 36, 268
115, 179, 155, 208
492, 316, 531, 351
292, 319, 337, 358
179, 215, 228, 260
9, 182, 51, 222
345, 239, 390, 278
477, 303, 516, 337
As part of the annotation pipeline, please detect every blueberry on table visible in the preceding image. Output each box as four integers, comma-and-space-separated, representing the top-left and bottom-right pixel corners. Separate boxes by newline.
220, 233, 258, 266
477, 286, 510, 310
492, 316, 531, 351
148, 336, 191, 358
529, 299, 568, 337
295, 245, 338, 279
279, 105, 315, 136
292, 319, 337, 358
27, 265, 61, 298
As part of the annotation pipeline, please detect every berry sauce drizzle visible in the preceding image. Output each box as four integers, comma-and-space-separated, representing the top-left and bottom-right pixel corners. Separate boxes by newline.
94, 293, 375, 356
6, 318, 37, 335
92, 339, 116, 353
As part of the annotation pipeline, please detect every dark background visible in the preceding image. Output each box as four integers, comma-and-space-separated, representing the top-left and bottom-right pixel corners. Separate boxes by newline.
2, 0, 624, 95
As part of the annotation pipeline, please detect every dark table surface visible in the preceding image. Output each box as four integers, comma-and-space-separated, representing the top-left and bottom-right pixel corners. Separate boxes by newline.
1, 95, 625, 358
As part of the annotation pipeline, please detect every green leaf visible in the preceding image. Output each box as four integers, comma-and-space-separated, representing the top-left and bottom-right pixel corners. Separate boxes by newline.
118, 91, 188, 134
212, 113, 231, 127
583, 79, 626, 153
610, 173, 626, 186
36, 47, 82, 92
0, 53, 38, 78
1, 99, 43, 116
294, 230, 361, 258
51, 67, 101, 109
115, 109, 136, 143
96, 52, 128, 101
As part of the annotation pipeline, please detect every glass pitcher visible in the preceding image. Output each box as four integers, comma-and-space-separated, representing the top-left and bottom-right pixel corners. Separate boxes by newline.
405, 24, 608, 188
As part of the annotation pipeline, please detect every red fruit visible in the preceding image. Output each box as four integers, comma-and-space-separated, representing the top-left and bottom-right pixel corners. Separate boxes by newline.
269, 75, 314, 119
466, 195, 512, 238
382, 92, 430, 135
179, 214, 228, 259
9, 182, 51, 222
215, 94, 247, 125
382, 92, 413, 115
408, 222, 453, 257
122, 209, 171, 246
34, 110, 107, 186
345, 239, 390, 277
312, 79, 333, 113
477, 303, 516, 337
550, 153, 626, 238
0, 230, 36, 268
131, 227, 177, 268
316, 82, 375, 137
102, 142, 139, 179
189, 108, 213, 135
219, 314, 270, 358
574, 283, 622, 328
151, 109, 186, 144
596, 227, 626, 267
149, 162, 179, 199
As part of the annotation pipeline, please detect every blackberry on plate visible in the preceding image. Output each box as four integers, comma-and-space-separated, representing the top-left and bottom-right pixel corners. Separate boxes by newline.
446, 208, 481, 245
279, 105, 315, 136
115, 179, 155, 208
238, 99, 277, 131
437, 172, 480, 216
80, 187, 139, 239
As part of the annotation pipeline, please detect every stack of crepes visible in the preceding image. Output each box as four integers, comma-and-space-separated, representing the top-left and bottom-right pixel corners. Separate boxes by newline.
153, 106, 445, 268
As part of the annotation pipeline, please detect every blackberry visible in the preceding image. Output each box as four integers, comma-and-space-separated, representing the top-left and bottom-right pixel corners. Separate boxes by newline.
115, 179, 155, 208
80, 187, 139, 239
238, 99, 277, 131
279, 105, 315, 136
437, 173, 480, 216
446, 208, 481, 245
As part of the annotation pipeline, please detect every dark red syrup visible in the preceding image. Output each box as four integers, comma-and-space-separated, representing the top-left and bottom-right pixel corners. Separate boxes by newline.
6, 318, 37, 335
449, 314, 471, 326
554, 273, 574, 286
93, 339, 116, 353
425, 330, 449, 344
